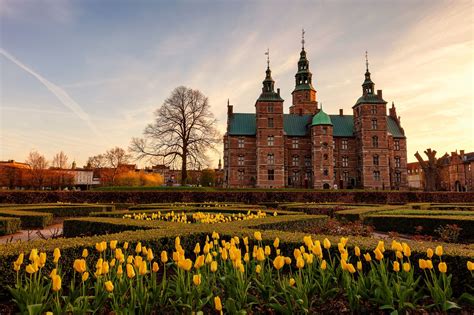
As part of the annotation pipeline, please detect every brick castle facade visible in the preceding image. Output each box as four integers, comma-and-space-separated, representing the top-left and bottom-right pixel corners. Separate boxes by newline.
223, 40, 408, 189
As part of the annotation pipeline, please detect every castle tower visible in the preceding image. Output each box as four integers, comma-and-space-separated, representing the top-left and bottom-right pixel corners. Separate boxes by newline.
255, 50, 285, 188
311, 108, 334, 189
353, 52, 389, 189
289, 29, 318, 115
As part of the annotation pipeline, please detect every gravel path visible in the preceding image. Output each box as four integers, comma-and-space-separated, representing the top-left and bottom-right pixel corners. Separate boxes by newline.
0, 222, 63, 244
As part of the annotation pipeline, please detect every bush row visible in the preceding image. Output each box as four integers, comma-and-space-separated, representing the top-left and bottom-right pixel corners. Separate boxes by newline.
379, 209, 474, 216
0, 216, 21, 235
363, 214, 474, 240
334, 205, 403, 221
0, 209, 53, 229
1, 190, 473, 204
0, 204, 115, 217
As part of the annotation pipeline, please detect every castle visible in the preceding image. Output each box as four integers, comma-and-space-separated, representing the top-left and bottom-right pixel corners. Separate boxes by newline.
223, 36, 407, 189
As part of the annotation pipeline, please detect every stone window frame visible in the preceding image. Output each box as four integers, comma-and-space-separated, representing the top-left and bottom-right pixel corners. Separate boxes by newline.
238, 137, 245, 148
373, 154, 379, 166
267, 169, 275, 181
371, 105, 377, 115
292, 138, 299, 149
341, 139, 348, 150
238, 169, 245, 181
267, 153, 275, 165
395, 156, 401, 168
373, 170, 381, 181
395, 171, 401, 183
342, 156, 349, 167
394, 139, 400, 151
238, 155, 244, 166
371, 118, 378, 130
292, 155, 299, 166
304, 156, 311, 167
268, 105, 274, 113
372, 136, 378, 148
267, 135, 274, 146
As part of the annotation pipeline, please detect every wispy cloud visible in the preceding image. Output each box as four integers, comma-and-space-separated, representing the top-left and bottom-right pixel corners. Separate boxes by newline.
0, 48, 106, 141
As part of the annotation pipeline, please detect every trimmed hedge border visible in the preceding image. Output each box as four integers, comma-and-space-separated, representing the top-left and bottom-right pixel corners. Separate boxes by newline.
0, 209, 53, 229
334, 205, 403, 221
0, 204, 115, 217
363, 214, 474, 240
0, 190, 473, 204
0, 216, 21, 235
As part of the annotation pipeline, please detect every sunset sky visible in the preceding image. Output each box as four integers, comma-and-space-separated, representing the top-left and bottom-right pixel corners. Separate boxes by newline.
1, 0, 472, 168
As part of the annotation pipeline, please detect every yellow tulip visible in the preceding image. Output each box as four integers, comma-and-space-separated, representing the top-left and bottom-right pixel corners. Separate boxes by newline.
82, 249, 89, 258
15, 253, 24, 266
29, 249, 38, 262
147, 248, 154, 261
124, 242, 129, 250
419, 259, 427, 269
357, 261, 362, 271
438, 262, 447, 273
73, 259, 87, 273
221, 248, 228, 261
243, 236, 249, 246
402, 243, 411, 257
13, 263, 20, 272
273, 256, 285, 270
161, 251, 168, 264
340, 237, 348, 247
254, 231, 262, 241
376, 240, 385, 253
102, 261, 109, 274
214, 296, 223, 311
117, 265, 123, 277
427, 248, 434, 259
296, 256, 305, 269
289, 278, 296, 286
211, 261, 218, 273
467, 261, 474, 271
321, 259, 327, 270
110, 258, 116, 267
82, 272, 89, 282
110, 240, 118, 250
347, 263, 356, 274
135, 242, 142, 254
374, 248, 384, 261
256, 265, 262, 274
134, 256, 143, 268
39, 252, 46, 268
243, 253, 249, 263
256, 248, 265, 262
284, 257, 292, 265
403, 262, 411, 272
104, 281, 114, 292
293, 248, 302, 259
127, 255, 134, 264
396, 251, 403, 260
426, 260, 433, 269
178, 258, 193, 271
126, 263, 136, 278
391, 240, 403, 252
193, 274, 201, 286
312, 241, 322, 257
152, 262, 159, 273
194, 255, 205, 269
273, 237, 280, 248
264, 246, 271, 256
354, 246, 361, 257
26, 264, 37, 274
435, 246, 443, 257
323, 238, 331, 249
50, 268, 57, 278
364, 253, 372, 262
393, 261, 400, 272
139, 261, 147, 275
53, 248, 61, 263
52, 274, 62, 291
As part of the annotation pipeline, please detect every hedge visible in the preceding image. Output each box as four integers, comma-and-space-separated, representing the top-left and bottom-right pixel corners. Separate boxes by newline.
0, 216, 21, 235
0, 209, 53, 229
1, 214, 473, 300
1, 190, 473, 204
0, 204, 115, 217
363, 214, 474, 240
334, 205, 403, 221
378, 209, 474, 216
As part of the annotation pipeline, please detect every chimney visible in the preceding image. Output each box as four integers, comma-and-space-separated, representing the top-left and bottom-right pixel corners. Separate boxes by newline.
377, 89, 382, 99
339, 109, 343, 116
277, 88, 280, 96
227, 99, 233, 116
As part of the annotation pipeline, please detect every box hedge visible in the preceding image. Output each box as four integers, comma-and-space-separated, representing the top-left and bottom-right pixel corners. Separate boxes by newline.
0, 204, 115, 217
0, 216, 21, 235
1, 190, 473, 204
0, 209, 53, 229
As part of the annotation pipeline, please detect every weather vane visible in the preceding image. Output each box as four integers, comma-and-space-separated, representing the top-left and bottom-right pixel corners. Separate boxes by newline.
265, 48, 270, 68
365, 50, 369, 71
302, 28, 305, 49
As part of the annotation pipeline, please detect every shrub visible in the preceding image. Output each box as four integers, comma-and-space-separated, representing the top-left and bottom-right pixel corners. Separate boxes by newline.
0, 209, 53, 229
0, 216, 21, 235
436, 224, 463, 243
1, 204, 115, 217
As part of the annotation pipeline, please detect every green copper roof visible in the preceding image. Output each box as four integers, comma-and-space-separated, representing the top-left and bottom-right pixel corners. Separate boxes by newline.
354, 93, 387, 106
293, 83, 315, 92
228, 113, 405, 138
256, 92, 284, 102
312, 110, 333, 126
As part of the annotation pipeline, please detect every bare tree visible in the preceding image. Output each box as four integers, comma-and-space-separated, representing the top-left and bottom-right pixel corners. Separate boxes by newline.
415, 149, 448, 191
25, 150, 49, 188
86, 154, 106, 168
105, 147, 132, 184
130, 86, 220, 185
52, 151, 69, 169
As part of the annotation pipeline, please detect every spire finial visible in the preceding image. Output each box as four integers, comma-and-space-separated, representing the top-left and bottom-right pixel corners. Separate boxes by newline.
301, 28, 305, 49
365, 50, 369, 72
265, 48, 270, 69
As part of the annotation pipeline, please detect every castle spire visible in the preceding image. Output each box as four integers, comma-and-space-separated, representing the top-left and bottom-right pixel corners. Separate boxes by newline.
301, 28, 305, 50
293, 30, 315, 93
362, 51, 375, 95
257, 48, 283, 102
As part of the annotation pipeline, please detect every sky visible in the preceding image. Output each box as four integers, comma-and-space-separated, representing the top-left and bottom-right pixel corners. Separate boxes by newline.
1, 0, 473, 168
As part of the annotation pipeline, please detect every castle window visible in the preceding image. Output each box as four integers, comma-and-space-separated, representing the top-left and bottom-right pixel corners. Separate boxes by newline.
238, 170, 245, 181
395, 156, 401, 168
304, 156, 311, 167
373, 171, 381, 181
323, 127, 327, 135
238, 155, 244, 166
343, 171, 349, 182
267, 169, 274, 181
342, 139, 348, 150
292, 155, 299, 166
267, 135, 274, 146
373, 155, 379, 166
372, 136, 378, 148
371, 105, 377, 115
342, 156, 349, 167
267, 154, 275, 165
323, 168, 329, 176
323, 154, 328, 161
292, 171, 299, 185
394, 139, 400, 151
238, 137, 245, 148
372, 119, 377, 130
268, 105, 274, 113
395, 172, 401, 183
292, 138, 299, 149
268, 118, 274, 128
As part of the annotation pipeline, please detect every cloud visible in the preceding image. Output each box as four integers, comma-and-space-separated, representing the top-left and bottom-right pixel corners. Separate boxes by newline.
0, 48, 106, 141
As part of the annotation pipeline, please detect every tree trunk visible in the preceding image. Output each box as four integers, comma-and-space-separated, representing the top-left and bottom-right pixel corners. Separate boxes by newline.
181, 152, 187, 186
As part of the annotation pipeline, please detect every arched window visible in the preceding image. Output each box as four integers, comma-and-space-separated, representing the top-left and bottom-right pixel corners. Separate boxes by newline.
373, 155, 379, 166
267, 154, 274, 165
372, 136, 378, 148
372, 119, 377, 130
